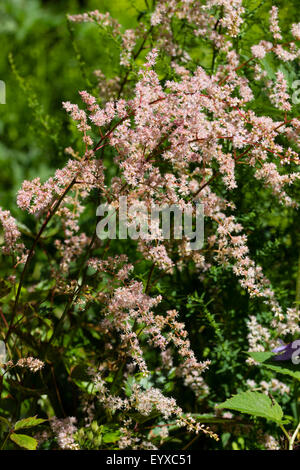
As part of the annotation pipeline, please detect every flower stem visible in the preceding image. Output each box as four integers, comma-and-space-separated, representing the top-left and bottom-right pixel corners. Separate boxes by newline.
289, 421, 300, 450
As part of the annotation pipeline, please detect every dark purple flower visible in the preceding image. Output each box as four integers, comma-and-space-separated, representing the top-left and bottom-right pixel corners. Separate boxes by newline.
272, 340, 300, 362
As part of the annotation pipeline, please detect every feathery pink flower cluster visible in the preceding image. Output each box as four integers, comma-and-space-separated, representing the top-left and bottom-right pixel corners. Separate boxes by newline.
19, 4, 300, 398
16, 357, 44, 372
4, 0, 300, 446
269, 6, 282, 41
50, 417, 79, 450
0, 208, 27, 263
269, 71, 291, 112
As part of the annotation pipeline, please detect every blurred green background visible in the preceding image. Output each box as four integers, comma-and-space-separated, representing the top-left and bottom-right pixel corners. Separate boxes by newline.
0, 0, 144, 210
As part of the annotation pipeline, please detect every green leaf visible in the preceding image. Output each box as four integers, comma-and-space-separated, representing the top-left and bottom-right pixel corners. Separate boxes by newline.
248, 352, 300, 381
248, 352, 273, 362
14, 416, 46, 431
10, 433, 38, 450
218, 391, 284, 423
102, 431, 121, 443
0, 416, 10, 428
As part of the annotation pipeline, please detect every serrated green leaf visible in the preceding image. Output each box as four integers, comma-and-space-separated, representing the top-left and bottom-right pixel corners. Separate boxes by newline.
248, 351, 273, 362
218, 391, 284, 423
10, 433, 38, 450
248, 352, 300, 381
14, 416, 46, 431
